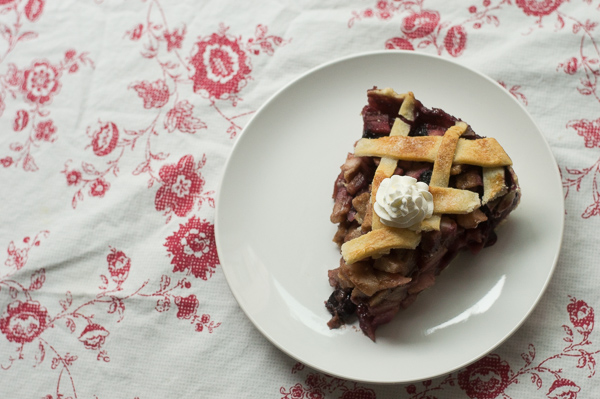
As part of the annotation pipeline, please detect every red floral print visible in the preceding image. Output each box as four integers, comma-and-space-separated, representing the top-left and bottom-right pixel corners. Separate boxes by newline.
165, 217, 219, 280
349, 1, 512, 57
164, 26, 185, 52
2, 67, 15, 85
246, 24, 288, 57
78, 324, 109, 350
0, 0, 17, 6
558, 10, 600, 217
374, 1, 393, 19
174, 295, 199, 319
33, 120, 57, 142
304, 374, 324, 391
5, 243, 27, 270
126, 23, 144, 41
107, 248, 131, 286
567, 118, 600, 148
0, 157, 13, 167
194, 313, 220, 333
306, 392, 324, 399
140, 272, 220, 333
1, 49, 92, 172
155, 298, 170, 313
457, 354, 511, 399
385, 37, 414, 50
281, 363, 374, 399
567, 298, 594, 334
190, 31, 252, 101
90, 121, 119, 156
339, 387, 377, 399
560, 57, 579, 75
155, 155, 205, 218
401, 10, 440, 39
20, 60, 61, 105
71, 115, 167, 207
120, 5, 286, 141
5, 66, 20, 86
132, 79, 170, 109
348, 0, 398, 24
397, 305, 598, 399
497, 81, 529, 106
66, 6, 284, 211
13, 110, 29, 132
24, 0, 44, 22
516, 0, 564, 17
0, 300, 49, 344
164, 100, 206, 133
562, 156, 600, 219
405, 384, 417, 395
0, 235, 199, 398
289, 384, 304, 399
444, 25, 467, 57
547, 379, 581, 399
89, 178, 110, 197
4, 231, 48, 272
65, 169, 82, 186
64, 49, 76, 60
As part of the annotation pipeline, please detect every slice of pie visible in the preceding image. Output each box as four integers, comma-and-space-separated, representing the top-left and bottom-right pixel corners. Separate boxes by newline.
325, 88, 521, 341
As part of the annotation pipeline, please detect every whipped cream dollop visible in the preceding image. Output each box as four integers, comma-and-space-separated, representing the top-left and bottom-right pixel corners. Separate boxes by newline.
374, 175, 434, 229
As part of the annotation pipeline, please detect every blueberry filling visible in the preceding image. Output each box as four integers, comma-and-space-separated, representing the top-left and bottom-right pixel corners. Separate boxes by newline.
419, 170, 432, 185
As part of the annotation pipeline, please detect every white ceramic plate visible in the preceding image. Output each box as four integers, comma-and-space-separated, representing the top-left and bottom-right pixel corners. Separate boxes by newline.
215, 51, 564, 384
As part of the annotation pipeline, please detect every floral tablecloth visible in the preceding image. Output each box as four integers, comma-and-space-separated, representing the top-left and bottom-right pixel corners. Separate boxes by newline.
1, 0, 599, 398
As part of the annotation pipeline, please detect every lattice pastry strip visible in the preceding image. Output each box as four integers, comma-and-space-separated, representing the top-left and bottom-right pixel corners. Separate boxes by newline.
429, 186, 481, 214
354, 136, 512, 167
370, 92, 416, 231
342, 115, 509, 264
482, 166, 508, 205
355, 134, 511, 213
341, 226, 420, 265
429, 122, 468, 188
369, 87, 408, 101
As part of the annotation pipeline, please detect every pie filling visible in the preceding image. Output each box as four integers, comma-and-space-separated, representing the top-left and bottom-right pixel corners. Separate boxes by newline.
325, 88, 521, 341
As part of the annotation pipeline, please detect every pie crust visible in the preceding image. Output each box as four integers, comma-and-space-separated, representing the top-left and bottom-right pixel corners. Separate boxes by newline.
326, 88, 521, 340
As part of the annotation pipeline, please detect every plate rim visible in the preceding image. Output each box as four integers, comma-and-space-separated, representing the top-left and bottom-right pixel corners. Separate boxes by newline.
214, 50, 565, 384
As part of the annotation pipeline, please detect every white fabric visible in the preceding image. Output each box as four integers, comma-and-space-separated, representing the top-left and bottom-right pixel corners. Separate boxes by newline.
1, 0, 599, 398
